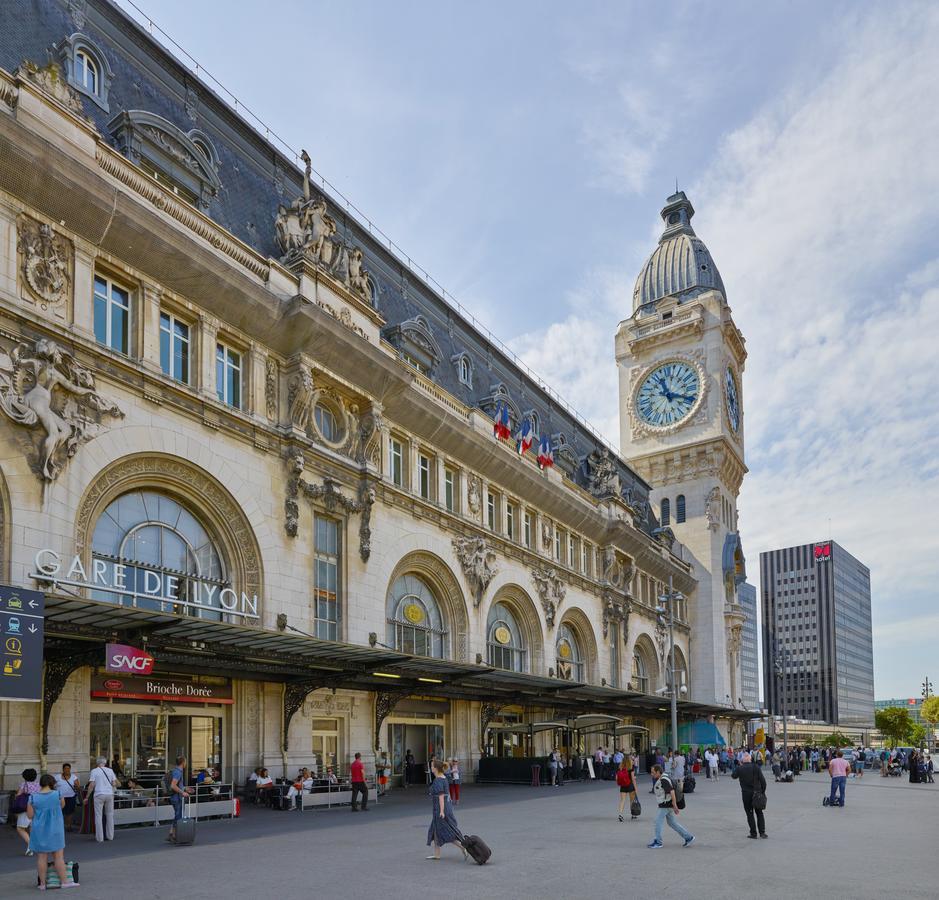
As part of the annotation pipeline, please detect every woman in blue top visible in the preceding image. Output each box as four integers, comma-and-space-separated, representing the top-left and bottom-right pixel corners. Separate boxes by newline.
27, 773, 75, 890
426, 759, 465, 861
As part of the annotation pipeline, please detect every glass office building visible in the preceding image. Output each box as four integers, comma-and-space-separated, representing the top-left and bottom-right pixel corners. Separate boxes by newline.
738, 581, 760, 710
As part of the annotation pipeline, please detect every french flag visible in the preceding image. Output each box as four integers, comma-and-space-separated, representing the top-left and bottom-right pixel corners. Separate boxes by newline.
492, 401, 511, 441
537, 435, 554, 470
516, 419, 533, 456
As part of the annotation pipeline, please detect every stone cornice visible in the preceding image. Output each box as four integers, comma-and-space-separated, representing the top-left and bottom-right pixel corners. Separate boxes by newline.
629, 436, 747, 495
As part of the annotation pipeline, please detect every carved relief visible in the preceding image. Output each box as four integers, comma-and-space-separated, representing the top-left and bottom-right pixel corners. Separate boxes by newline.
540, 519, 553, 551
355, 406, 383, 468
452, 536, 497, 607
654, 617, 668, 664
17, 217, 72, 312
586, 446, 621, 498
275, 150, 374, 304
287, 367, 314, 432
706, 487, 721, 531
264, 357, 278, 421
0, 339, 123, 481
17, 60, 85, 117
315, 299, 370, 341
466, 476, 481, 516
531, 565, 566, 628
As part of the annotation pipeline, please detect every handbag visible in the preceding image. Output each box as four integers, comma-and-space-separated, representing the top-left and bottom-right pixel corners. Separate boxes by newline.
13, 792, 30, 814
752, 788, 767, 811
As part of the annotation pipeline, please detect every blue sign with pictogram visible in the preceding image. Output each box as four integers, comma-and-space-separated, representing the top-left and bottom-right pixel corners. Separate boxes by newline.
0, 585, 44, 702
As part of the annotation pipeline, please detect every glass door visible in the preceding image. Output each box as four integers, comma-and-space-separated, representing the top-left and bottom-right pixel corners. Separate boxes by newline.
312, 718, 340, 775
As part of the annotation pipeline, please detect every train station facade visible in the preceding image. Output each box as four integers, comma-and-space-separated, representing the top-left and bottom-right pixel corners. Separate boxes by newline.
0, 0, 750, 789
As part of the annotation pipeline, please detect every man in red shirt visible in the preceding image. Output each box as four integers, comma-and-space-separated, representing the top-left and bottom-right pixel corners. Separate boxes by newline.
350, 752, 368, 811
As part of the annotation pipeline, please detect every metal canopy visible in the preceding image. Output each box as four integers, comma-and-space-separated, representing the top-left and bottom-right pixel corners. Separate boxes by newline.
487, 721, 569, 736
615, 725, 650, 735
568, 714, 621, 729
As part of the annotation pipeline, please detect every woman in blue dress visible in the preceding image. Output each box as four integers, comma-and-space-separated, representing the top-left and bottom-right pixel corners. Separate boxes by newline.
27, 774, 75, 890
426, 759, 465, 860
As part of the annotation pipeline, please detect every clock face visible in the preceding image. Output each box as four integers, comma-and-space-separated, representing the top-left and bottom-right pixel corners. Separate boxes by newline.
725, 367, 740, 432
636, 361, 700, 427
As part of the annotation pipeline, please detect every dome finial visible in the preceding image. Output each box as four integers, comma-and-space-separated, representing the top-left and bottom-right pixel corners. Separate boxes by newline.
660, 191, 695, 239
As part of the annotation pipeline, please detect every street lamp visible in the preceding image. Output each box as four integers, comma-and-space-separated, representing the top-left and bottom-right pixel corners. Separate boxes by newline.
773, 638, 792, 764
657, 576, 686, 751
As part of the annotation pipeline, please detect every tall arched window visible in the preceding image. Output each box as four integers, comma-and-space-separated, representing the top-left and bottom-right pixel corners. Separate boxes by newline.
660, 498, 670, 526
676, 494, 686, 523
386, 574, 447, 658
487, 602, 526, 672
92, 490, 225, 621
667, 648, 688, 692
631, 652, 648, 693
555, 623, 584, 682
75, 49, 98, 94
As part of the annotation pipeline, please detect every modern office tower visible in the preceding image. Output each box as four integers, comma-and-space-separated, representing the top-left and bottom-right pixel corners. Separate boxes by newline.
738, 581, 760, 710
760, 541, 874, 725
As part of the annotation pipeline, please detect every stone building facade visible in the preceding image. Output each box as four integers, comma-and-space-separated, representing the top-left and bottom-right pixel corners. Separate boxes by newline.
0, 0, 746, 789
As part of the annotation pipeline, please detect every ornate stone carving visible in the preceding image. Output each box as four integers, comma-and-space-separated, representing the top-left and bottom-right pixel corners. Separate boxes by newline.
355, 406, 383, 468
601, 547, 634, 594
382, 315, 442, 373
654, 617, 668, 664
74, 454, 263, 602
452, 536, 497, 607
314, 299, 370, 341
17, 60, 85, 117
275, 150, 374, 304
357, 480, 376, 563
531, 565, 566, 628
42, 647, 99, 756
17, 217, 71, 310
706, 487, 721, 531
0, 339, 124, 481
540, 519, 553, 551
287, 367, 314, 432
282, 675, 345, 752
586, 446, 621, 498
466, 475, 481, 516
375, 689, 410, 751
264, 357, 278, 421
479, 702, 504, 753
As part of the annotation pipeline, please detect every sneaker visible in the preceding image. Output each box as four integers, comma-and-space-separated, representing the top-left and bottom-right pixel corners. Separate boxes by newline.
618, 814, 624, 822
647, 840, 663, 849
760, 833, 768, 839
683, 836, 696, 847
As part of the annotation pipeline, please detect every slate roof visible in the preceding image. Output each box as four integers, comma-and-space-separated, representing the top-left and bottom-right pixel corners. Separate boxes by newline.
1, 0, 659, 533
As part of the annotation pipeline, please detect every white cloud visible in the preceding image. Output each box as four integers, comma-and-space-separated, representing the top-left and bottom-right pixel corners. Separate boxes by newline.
514, 4, 939, 697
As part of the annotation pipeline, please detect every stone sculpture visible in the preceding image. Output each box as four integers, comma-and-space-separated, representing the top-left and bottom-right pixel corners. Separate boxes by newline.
18, 219, 71, 309
586, 446, 621, 498
0, 338, 123, 481
531, 565, 566, 628
453, 536, 497, 606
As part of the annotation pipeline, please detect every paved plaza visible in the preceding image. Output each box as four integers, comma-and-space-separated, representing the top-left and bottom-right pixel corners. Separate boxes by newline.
1, 770, 935, 899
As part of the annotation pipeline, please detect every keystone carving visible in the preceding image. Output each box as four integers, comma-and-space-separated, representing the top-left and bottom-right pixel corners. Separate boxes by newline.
274, 150, 374, 304
452, 536, 497, 607
531, 565, 566, 628
586, 446, 621, 499
0, 339, 123, 481
602, 589, 632, 646
17, 217, 71, 310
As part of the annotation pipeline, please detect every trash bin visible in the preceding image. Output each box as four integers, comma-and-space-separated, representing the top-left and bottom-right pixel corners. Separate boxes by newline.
530, 765, 541, 787
0, 791, 10, 823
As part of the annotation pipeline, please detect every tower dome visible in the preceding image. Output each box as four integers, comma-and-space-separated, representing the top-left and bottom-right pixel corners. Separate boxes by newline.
632, 192, 725, 313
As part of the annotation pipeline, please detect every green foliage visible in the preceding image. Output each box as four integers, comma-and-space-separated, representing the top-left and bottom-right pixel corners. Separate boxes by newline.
875, 706, 912, 748
921, 695, 939, 728
819, 731, 853, 747
909, 722, 927, 748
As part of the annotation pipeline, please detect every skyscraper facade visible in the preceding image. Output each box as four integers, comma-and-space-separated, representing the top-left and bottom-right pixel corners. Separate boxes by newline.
760, 541, 874, 725
738, 581, 760, 710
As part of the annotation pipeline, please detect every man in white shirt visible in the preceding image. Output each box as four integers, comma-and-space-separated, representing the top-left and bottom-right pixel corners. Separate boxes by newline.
88, 756, 117, 842
706, 749, 719, 780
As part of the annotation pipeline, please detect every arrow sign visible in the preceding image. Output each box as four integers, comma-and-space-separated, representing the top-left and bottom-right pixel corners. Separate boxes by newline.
0, 584, 45, 703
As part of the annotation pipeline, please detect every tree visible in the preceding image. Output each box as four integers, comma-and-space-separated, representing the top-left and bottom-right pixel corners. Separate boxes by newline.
921, 695, 939, 737
819, 731, 853, 747
875, 706, 912, 748
909, 722, 927, 749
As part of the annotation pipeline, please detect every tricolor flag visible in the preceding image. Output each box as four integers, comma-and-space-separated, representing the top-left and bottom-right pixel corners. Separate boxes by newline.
516, 419, 534, 456
537, 435, 554, 470
492, 401, 511, 441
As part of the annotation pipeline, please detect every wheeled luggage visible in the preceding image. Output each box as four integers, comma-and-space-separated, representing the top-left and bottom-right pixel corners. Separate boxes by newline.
630, 799, 642, 817
683, 775, 696, 793
461, 833, 492, 865
174, 796, 197, 845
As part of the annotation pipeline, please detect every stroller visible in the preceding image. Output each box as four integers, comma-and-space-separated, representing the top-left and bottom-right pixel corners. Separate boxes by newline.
886, 760, 902, 777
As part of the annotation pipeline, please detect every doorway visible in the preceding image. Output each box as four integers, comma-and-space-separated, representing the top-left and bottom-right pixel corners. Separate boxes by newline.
389, 722, 444, 784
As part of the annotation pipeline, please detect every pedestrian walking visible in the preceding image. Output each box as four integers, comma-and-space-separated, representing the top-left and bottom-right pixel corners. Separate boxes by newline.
350, 751, 369, 811
14, 768, 41, 855
88, 756, 117, 842
828, 750, 849, 807
547, 747, 559, 786
376, 751, 390, 797
647, 764, 694, 849
27, 774, 76, 890
166, 755, 193, 842
616, 757, 638, 822
449, 758, 461, 803
426, 759, 465, 860
54, 764, 82, 833
732, 752, 767, 839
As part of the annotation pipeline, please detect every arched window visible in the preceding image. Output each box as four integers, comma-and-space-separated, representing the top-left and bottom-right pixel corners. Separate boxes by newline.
91, 490, 225, 621
555, 623, 584, 682
314, 403, 339, 442
76, 49, 98, 94
487, 602, 526, 672
661, 498, 670, 527
631, 652, 648, 693
386, 574, 447, 658
460, 357, 471, 384
667, 648, 688, 692
529, 412, 539, 436
676, 494, 686, 524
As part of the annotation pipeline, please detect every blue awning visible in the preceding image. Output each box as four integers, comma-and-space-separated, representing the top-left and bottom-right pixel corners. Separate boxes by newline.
677, 720, 726, 747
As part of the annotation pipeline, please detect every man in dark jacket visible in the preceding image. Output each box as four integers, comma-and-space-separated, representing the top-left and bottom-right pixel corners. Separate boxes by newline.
732, 751, 767, 839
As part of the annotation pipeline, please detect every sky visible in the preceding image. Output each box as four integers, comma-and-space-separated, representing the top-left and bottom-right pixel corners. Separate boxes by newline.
116, 0, 939, 701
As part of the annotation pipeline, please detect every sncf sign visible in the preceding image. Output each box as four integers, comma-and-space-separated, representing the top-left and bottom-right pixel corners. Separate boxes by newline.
105, 643, 154, 675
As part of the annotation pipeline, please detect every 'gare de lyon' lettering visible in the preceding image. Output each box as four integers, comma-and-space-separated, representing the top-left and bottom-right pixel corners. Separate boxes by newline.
32, 549, 259, 618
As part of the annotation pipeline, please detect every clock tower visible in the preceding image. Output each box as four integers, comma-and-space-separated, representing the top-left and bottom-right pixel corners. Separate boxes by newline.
615, 192, 748, 710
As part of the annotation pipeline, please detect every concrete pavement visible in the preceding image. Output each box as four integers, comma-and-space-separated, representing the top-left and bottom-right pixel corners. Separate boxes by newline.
1, 770, 935, 899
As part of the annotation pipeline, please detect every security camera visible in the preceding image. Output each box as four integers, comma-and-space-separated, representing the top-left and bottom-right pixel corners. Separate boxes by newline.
680, 685, 689, 696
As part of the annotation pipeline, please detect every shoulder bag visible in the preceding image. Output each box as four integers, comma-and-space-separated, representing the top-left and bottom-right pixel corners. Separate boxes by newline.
752, 786, 767, 810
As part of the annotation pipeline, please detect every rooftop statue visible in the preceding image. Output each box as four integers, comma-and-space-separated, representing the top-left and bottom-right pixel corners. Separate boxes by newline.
275, 150, 374, 304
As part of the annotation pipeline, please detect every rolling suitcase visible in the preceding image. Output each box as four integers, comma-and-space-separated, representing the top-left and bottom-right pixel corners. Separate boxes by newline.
174, 796, 197, 845
460, 833, 491, 865
683, 775, 696, 793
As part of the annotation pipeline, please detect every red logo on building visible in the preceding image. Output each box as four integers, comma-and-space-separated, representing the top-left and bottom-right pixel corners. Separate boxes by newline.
813, 543, 831, 561
105, 643, 154, 675
103, 679, 123, 690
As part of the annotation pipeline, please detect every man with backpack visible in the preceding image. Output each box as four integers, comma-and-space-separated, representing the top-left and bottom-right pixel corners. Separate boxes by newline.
166, 756, 193, 843
647, 764, 694, 849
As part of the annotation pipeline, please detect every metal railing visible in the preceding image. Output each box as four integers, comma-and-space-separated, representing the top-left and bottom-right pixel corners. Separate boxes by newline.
106, 782, 236, 827
115, 1, 622, 456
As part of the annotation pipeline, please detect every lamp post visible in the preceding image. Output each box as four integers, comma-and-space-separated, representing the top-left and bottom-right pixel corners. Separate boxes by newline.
773, 638, 792, 762
657, 576, 684, 750
922, 676, 933, 750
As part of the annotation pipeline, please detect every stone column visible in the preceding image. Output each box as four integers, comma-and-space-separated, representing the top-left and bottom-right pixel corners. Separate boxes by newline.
140, 283, 163, 375
71, 243, 96, 338
408, 438, 419, 495
198, 313, 219, 400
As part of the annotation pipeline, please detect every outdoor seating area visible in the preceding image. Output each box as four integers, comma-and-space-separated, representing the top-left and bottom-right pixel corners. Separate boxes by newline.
245, 767, 377, 812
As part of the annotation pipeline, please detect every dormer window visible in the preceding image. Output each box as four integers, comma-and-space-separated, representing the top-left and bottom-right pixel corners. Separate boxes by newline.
58, 33, 113, 111
452, 351, 474, 388
384, 315, 442, 375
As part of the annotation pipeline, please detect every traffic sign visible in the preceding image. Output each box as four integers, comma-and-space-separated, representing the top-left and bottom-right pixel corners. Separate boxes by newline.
0, 584, 44, 702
